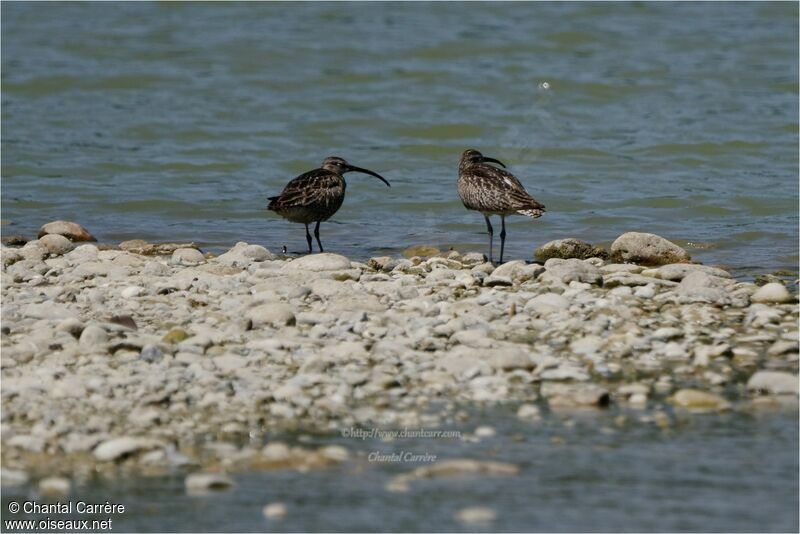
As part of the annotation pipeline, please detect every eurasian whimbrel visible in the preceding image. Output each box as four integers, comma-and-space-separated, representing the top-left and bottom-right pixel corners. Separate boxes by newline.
267, 156, 390, 253
457, 149, 545, 264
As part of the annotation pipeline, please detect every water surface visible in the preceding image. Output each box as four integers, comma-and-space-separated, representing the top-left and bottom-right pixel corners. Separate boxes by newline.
2, 2, 798, 278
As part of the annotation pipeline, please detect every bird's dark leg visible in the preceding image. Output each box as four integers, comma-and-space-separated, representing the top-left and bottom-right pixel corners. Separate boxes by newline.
304, 224, 313, 253
499, 216, 507, 264
484, 215, 494, 264
314, 221, 324, 252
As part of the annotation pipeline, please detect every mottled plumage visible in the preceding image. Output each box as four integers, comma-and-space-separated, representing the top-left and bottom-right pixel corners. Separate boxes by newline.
457, 149, 545, 263
267, 156, 389, 253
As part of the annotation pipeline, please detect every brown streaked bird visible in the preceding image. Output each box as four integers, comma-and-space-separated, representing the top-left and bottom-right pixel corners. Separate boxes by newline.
457, 149, 545, 264
267, 156, 390, 253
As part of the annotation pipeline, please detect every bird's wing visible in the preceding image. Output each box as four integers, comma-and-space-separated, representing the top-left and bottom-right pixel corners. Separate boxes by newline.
268, 169, 342, 209
476, 165, 545, 210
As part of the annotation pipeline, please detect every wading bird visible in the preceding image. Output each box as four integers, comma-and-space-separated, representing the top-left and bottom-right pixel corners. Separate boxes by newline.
457, 149, 545, 264
267, 156, 390, 253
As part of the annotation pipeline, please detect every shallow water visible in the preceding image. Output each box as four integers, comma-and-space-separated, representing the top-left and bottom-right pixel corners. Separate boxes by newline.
1, 408, 798, 532
2, 2, 798, 278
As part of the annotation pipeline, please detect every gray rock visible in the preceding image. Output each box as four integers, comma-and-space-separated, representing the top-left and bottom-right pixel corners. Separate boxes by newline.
215, 242, 274, 266
675, 271, 732, 305
171, 248, 205, 266
248, 304, 296, 328
185, 472, 235, 493
0, 469, 29, 487
79, 324, 108, 347
541, 258, 603, 285
747, 371, 798, 396
38, 234, 74, 255
140, 344, 163, 363
535, 238, 608, 262
642, 263, 731, 281
38, 220, 96, 242
751, 283, 793, 304
94, 437, 163, 461
670, 389, 731, 411
541, 383, 609, 407
282, 253, 351, 271
523, 293, 570, 314
610, 232, 690, 266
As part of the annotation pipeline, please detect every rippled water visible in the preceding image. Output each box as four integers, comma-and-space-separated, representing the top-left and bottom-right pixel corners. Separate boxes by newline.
1, 408, 798, 532
2, 2, 798, 278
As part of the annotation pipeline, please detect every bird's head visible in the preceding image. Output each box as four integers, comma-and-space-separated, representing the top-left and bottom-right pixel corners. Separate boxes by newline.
459, 149, 506, 171
321, 156, 390, 186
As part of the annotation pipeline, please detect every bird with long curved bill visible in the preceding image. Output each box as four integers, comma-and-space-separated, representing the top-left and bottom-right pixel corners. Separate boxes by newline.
267, 156, 390, 253
457, 149, 545, 264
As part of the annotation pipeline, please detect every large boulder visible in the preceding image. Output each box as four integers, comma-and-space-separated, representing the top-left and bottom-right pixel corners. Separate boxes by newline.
610, 232, 689, 266
38, 220, 96, 242
534, 238, 608, 262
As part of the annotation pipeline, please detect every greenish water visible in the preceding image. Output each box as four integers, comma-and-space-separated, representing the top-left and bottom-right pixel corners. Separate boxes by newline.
1, 2, 798, 278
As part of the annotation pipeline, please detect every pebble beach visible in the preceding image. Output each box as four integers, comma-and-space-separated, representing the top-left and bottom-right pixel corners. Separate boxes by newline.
1, 221, 797, 497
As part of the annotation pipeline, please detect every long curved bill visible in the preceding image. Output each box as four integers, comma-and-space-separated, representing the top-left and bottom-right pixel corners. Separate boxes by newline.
481, 156, 506, 168
346, 165, 391, 187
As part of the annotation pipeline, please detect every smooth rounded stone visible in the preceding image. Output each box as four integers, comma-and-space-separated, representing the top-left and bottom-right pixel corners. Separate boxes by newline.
121, 285, 146, 298
171, 247, 205, 266
746, 371, 798, 396
541, 258, 603, 285
368, 256, 400, 272
516, 403, 541, 420
38, 220, 96, 242
487, 348, 535, 371
215, 242, 274, 266
523, 292, 570, 314
139, 344, 163, 363
461, 252, 487, 265
541, 383, 610, 408
539, 364, 590, 382
642, 263, 731, 281
534, 238, 608, 262
767, 340, 799, 356
484, 274, 512, 287
751, 283, 793, 304
55, 317, 85, 337
185, 472, 235, 494
142, 261, 171, 276
490, 260, 544, 283
652, 327, 683, 341
604, 272, 678, 288
162, 328, 189, 344
0, 469, 29, 487
94, 436, 164, 461
248, 303, 296, 328
263, 502, 288, 520
610, 232, 690, 266
400, 459, 519, 481
79, 324, 108, 347
38, 476, 71, 497
675, 271, 732, 305
634, 284, 657, 299
601, 263, 644, 274
38, 233, 74, 255
454, 506, 496, 525
282, 253, 351, 271
670, 389, 731, 411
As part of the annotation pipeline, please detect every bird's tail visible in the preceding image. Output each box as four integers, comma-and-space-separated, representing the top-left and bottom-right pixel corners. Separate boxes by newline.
517, 200, 546, 218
